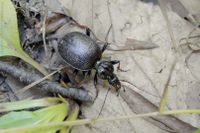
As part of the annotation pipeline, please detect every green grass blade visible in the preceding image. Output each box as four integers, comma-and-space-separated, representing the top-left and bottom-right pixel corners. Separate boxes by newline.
32, 103, 69, 133
0, 103, 69, 133
163, 109, 200, 115
60, 104, 79, 133
34, 103, 69, 124
0, 97, 61, 112
0, 111, 38, 129
0, 112, 159, 133
194, 129, 200, 133
1, 109, 200, 133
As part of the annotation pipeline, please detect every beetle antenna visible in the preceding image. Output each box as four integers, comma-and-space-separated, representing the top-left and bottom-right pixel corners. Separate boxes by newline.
105, 24, 112, 42
101, 42, 110, 53
100, 24, 113, 53
97, 87, 111, 118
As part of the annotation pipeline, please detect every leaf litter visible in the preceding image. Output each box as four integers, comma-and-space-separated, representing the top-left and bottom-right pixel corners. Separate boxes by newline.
0, 0, 200, 133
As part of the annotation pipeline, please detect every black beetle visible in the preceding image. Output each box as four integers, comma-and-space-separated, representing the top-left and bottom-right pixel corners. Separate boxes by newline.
58, 31, 121, 91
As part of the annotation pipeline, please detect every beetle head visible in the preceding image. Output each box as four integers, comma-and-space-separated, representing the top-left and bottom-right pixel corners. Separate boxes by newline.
95, 61, 121, 90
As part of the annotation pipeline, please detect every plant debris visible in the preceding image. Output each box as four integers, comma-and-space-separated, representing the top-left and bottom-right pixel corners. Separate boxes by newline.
1, 0, 200, 132
0, 61, 94, 103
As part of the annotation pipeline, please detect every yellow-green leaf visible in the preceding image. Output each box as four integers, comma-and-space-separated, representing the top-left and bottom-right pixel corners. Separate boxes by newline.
0, 97, 62, 112
194, 129, 200, 133
0, 103, 69, 133
0, 0, 48, 75
60, 104, 79, 133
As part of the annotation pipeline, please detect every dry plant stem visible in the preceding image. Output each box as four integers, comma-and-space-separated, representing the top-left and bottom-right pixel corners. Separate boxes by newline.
0, 61, 94, 102
158, 0, 196, 115
158, 0, 180, 55
1, 110, 199, 133
42, 5, 48, 59
16, 67, 64, 94
120, 88, 196, 133
120, 80, 159, 98
158, 0, 181, 112
159, 59, 176, 112
107, 0, 115, 43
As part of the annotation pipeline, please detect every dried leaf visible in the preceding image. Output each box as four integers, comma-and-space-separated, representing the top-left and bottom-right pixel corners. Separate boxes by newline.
125, 38, 159, 50
109, 38, 158, 51
120, 87, 196, 133
166, 0, 189, 20
36, 13, 70, 34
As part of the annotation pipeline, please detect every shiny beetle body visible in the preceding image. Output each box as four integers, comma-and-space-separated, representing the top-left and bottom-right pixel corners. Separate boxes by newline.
58, 32, 121, 91
58, 32, 101, 70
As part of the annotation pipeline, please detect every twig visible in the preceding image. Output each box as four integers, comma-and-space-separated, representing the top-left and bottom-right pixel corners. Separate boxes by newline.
15, 67, 65, 95
0, 61, 94, 102
42, 1, 48, 58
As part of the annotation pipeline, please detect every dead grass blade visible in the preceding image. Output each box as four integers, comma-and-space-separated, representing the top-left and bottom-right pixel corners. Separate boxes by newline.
16, 67, 64, 95
159, 59, 176, 112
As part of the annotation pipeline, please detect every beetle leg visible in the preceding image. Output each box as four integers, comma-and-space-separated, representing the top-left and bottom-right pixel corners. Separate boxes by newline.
53, 72, 62, 82
94, 72, 98, 87
110, 60, 129, 72
110, 60, 120, 65
55, 71, 79, 87
86, 28, 91, 36
61, 72, 71, 84
93, 72, 99, 98
82, 71, 87, 77
73, 69, 79, 76
87, 70, 91, 76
